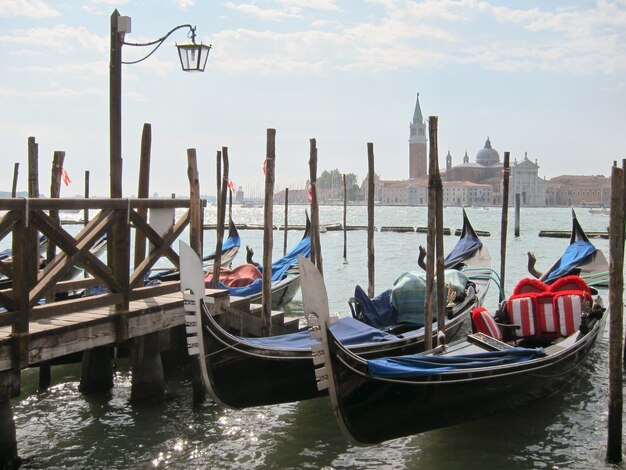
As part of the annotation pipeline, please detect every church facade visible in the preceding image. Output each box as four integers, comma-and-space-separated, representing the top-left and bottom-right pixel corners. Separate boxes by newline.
379, 93, 547, 206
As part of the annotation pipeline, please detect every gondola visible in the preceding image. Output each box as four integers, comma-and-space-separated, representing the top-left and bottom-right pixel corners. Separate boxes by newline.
180, 212, 493, 409
146, 218, 241, 283
302, 256, 607, 445
528, 208, 608, 287
204, 215, 311, 310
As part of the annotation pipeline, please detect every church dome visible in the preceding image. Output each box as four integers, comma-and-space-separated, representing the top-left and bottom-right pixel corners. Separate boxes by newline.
476, 137, 500, 166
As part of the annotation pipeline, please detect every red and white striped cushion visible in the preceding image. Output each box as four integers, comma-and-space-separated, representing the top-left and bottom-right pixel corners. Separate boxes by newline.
535, 293, 558, 337
554, 292, 584, 336
471, 307, 502, 340
508, 296, 536, 337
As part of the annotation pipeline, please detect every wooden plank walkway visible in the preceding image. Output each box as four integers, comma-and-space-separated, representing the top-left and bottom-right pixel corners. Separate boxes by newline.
0, 288, 221, 372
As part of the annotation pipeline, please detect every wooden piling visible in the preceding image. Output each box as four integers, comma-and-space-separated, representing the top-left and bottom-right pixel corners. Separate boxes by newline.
514, 193, 520, 238
432, 117, 446, 333
0, 399, 19, 469
343, 174, 347, 262
262, 129, 276, 336
309, 139, 323, 275
83, 170, 90, 225
41, 150, 65, 388
499, 152, 510, 289
215, 150, 222, 227
606, 163, 624, 464
424, 122, 437, 351
367, 142, 375, 298
187, 149, 202, 257
134, 123, 151, 270
212, 147, 229, 288
130, 334, 164, 404
283, 188, 289, 256
11, 163, 18, 198
186, 148, 205, 405
79, 347, 113, 394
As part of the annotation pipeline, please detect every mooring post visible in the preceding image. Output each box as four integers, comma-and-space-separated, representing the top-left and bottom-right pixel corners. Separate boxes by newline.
514, 193, 521, 238
343, 174, 347, 262
11, 163, 19, 198
283, 188, 289, 256
262, 129, 276, 336
134, 123, 152, 270
186, 148, 205, 405
0, 399, 20, 469
83, 170, 90, 226
500, 152, 511, 290
367, 142, 375, 298
606, 162, 624, 464
79, 347, 113, 394
309, 138, 323, 275
432, 117, 446, 335
425, 121, 437, 351
40, 150, 66, 389
130, 334, 165, 404
212, 147, 229, 291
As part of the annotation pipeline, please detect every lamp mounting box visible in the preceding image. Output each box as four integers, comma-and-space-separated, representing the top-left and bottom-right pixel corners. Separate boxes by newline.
118, 16, 132, 33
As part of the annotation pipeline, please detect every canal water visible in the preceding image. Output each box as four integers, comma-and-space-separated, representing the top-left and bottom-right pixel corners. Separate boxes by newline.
11, 206, 622, 469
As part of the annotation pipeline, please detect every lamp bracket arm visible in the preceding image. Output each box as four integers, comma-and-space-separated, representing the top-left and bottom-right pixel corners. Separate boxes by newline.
121, 24, 197, 65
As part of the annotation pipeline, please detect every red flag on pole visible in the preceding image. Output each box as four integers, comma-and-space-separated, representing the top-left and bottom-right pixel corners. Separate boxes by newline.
306, 180, 312, 204
61, 168, 71, 186
262, 159, 267, 176
227, 179, 235, 193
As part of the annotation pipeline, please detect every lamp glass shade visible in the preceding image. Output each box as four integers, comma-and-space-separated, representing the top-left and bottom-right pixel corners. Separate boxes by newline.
176, 43, 211, 72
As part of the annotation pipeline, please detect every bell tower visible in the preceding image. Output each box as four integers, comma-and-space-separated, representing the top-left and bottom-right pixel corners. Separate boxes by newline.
409, 93, 427, 178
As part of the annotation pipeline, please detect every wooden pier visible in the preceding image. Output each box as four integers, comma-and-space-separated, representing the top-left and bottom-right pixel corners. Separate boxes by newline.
0, 196, 297, 465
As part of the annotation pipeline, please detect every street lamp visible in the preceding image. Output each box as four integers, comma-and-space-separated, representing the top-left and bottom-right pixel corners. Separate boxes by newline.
109, 9, 211, 198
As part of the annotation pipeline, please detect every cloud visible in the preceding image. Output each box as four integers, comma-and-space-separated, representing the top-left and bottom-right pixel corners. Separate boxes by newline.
0, 86, 102, 100
0, 25, 108, 54
210, 0, 626, 76
1, 0, 59, 18
179, 0, 196, 9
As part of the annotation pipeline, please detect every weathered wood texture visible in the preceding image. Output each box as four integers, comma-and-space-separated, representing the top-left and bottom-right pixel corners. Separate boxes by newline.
367, 142, 375, 298
262, 129, 276, 336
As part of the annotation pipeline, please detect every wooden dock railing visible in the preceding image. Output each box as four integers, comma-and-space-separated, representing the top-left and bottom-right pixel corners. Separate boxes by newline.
0, 197, 202, 368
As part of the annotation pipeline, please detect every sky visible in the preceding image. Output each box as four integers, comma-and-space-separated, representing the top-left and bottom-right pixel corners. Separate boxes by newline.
2, 0, 626, 198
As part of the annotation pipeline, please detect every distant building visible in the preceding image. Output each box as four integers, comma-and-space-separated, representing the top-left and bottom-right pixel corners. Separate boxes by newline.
379, 179, 492, 206
546, 175, 611, 206
444, 138, 546, 206
409, 93, 427, 178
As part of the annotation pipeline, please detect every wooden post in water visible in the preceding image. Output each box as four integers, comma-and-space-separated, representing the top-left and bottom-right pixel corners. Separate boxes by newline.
83, 170, 90, 225
424, 122, 437, 351
187, 149, 203, 258
283, 188, 289, 256
343, 174, 348, 262
367, 142, 375, 297
262, 129, 276, 336
212, 148, 229, 289
40, 150, 64, 390
499, 152, 511, 289
186, 148, 205, 405
309, 139, 323, 275
606, 163, 624, 464
215, 150, 222, 227
11, 163, 18, 198
514, 193, 521, 238
134, 123, 151, 270
432, 117, 446, 335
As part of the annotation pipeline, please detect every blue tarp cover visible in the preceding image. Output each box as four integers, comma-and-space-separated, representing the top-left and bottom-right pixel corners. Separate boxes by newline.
367, 347, 546, 378
353, 285, 397, 328
223, 236, 311, 297
542, 240, 597, 284
443, 235, 482, 269
245, 316, 397, 349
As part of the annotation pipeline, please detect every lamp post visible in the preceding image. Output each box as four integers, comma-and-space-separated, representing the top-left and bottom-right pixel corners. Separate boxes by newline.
109, 9, 211, 198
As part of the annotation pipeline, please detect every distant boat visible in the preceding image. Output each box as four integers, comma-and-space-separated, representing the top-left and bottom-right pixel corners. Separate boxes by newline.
588, 207, 609, 216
